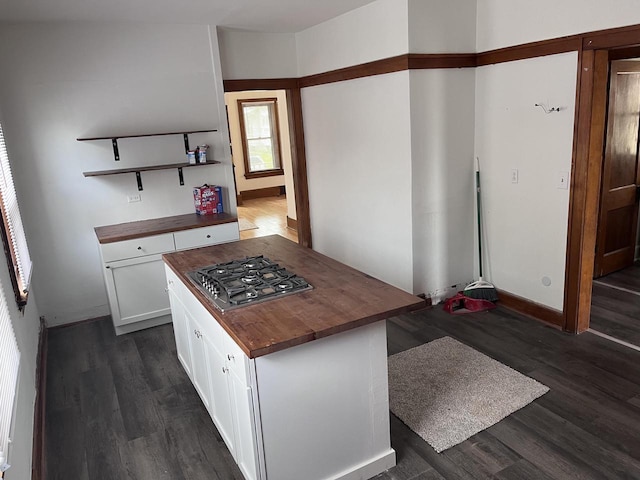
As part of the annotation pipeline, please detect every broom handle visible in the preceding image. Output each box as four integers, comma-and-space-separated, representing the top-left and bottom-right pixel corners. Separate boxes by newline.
476, 158, 483, 279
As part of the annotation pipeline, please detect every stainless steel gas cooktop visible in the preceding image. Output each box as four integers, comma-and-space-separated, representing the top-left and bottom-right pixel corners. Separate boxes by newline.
186, 255, 313, 312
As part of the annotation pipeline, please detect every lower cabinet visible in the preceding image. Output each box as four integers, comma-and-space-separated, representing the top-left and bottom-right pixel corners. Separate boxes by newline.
166, 265, 261, 480
98, 221, 239, 335
165, 265, 395, 480
104, 255, 172, 335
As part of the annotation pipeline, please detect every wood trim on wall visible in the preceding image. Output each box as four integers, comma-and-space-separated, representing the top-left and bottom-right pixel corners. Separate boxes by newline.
286, 87, 312, 248
286, 216, 298, 230
583, 23, 640, 50
238, 186, 284, 200
224, 22, 640, 331
476, 36, 582, 67
31, 317, 48, 480
564, 49, 613, 333
298, 55, 410, 88
224, 78, 299, 92
497, 290, 564, 329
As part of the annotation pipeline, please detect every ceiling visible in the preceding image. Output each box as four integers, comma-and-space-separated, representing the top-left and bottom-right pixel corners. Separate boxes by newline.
0, 0, 378, 32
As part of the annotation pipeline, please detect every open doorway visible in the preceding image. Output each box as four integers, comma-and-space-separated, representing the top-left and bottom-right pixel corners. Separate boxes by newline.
225, 89, 299, 243
589, 57, 640, 348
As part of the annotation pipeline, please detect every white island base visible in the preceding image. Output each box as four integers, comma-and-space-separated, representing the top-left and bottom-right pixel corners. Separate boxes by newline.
254, 320, 395, 480
166, 265, 396, 480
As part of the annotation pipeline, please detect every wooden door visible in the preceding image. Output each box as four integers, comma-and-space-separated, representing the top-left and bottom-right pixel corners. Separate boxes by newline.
594, 60, 640, 278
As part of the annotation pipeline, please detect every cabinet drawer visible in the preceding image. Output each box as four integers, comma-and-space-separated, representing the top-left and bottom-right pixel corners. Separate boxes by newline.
101, 233, 175, 262
174, 222, 240, 251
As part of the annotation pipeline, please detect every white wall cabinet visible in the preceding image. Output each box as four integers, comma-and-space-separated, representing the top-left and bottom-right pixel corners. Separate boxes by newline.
98, 222, 239, 335
165, 264, 396, 480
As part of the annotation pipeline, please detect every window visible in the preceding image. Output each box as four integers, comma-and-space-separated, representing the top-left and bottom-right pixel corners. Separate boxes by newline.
238, 98, 284, 179
0, 280, 20, 473
0, 123, 32, 307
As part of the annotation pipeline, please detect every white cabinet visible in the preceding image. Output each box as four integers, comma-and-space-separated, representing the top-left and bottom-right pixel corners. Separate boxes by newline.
98, 222, 239, 335
207, 331, 237, 456
165, 264, 260, 480
164, 264, 395, 480
103, 255, 173, 335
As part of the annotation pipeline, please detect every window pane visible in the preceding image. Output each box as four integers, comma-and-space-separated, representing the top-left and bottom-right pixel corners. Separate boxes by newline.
247, 139, 275, 171
243, 105, 272, 140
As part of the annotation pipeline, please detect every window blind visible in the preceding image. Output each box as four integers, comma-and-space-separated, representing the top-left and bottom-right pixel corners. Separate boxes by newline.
0, 123, 32, 301
0, 280, 20, 472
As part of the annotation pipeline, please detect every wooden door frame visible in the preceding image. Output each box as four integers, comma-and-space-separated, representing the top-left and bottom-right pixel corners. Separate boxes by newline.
223, 79, 312, 248
565, 39, 640, 333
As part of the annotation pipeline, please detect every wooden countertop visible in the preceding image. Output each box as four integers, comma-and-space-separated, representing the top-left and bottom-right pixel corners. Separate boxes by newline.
95, 212, 238, 244
163, 235, 425, 358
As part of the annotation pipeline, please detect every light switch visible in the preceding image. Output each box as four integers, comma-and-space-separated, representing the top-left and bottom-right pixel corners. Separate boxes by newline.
557, 171, 569, 189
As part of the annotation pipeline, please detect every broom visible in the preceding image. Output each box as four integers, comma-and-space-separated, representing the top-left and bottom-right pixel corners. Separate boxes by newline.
463, 158, 499, 302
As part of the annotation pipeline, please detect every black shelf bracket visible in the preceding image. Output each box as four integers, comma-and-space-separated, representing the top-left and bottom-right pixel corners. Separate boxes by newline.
112, 138, 120, 161
178, 167, 184, 186
136, 171, 143, 191
183, 134, 190, 154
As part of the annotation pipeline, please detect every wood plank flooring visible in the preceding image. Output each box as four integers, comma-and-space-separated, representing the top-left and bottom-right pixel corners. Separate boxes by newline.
238, 195, 298, 243
591, 261, 640, 347
45, 305, 640, 479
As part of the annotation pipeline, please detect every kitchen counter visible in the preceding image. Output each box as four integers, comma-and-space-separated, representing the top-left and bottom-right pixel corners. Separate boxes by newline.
163, 234, 425, 358
95, 212, 237, 244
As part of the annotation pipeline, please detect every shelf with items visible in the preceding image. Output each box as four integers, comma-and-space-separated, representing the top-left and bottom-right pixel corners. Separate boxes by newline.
78, 129, 219, 190
83, 161, 221, 191
77, 129, 217, 162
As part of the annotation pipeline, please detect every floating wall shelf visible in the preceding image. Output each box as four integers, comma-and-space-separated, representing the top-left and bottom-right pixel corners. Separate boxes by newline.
83, 161, 220, 191
78, 129, 219, 190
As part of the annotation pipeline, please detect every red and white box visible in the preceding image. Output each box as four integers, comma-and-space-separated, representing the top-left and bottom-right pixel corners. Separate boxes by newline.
193, 184, 224, 215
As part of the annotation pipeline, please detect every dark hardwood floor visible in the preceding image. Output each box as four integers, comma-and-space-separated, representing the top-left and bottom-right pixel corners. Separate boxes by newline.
591, 261, 640, 347
46, 306, 640, 479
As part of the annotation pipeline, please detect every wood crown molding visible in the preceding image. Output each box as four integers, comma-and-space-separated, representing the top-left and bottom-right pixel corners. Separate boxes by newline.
221, 23, 640, 93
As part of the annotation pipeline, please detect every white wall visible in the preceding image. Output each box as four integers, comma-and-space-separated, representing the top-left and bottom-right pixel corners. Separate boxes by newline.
0, 22, 235, 326
474, 52, 577, 310
408, 0, 476, 53
225, 90, 297, 219
477, 0, 640, 51
217, 29, 298, 80
302, 72, 414, 292
410, 69, 476, 301
295, 0, 409, 77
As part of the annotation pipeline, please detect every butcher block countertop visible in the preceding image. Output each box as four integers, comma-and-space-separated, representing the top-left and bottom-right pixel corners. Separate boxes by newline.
163, 235, 425, 358
95, 212, 238, 244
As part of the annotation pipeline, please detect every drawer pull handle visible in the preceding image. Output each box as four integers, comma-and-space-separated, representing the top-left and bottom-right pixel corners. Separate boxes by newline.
227, 354, 234, 361
222, 366, 228, 374
137, 246, 142, 250
206, 234, 211, 238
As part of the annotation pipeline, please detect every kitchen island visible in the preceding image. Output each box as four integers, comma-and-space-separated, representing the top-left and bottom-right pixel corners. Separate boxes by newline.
163, 235, 425, 480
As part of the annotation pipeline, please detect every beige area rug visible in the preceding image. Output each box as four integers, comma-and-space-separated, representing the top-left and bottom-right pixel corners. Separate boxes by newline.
388, 336, 549, 453
238, 218, 258, 232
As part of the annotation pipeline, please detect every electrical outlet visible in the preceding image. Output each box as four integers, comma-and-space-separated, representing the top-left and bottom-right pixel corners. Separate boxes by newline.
511, 168, 519, 184
557, 171, 569, 189
127, 194, 141, 203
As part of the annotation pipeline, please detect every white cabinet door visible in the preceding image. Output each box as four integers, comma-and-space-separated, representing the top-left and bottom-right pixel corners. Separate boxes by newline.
187, 311, 212, 413
207, 333, 237, 457
167, 288, 192, 379
228, 369, 258, 480
104, 255, 171, 328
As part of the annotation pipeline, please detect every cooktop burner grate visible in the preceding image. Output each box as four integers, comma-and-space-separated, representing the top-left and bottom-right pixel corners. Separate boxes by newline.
186, 255, 313, 312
